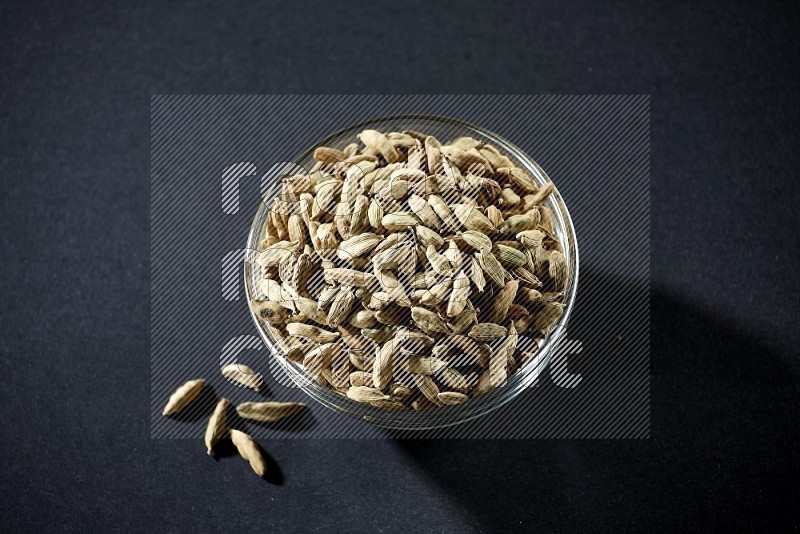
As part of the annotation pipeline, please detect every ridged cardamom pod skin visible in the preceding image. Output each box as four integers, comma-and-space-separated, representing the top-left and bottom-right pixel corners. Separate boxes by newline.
348, 371, 373, 387
412, 375, 443, 406
313, 146, 347, 164
347, 386, 390, 403
162, 379, 206, 416
460, 230, 493, 251
205, 398, 230, 455
249, 128, 569, 412
476, 249, 505, 287
236, 401, 306, 422
230, 429, 267, 477
221, 363, 263, 392
438, 391, 469, 406
373, 340, 394, 390
468, 323, 508, 342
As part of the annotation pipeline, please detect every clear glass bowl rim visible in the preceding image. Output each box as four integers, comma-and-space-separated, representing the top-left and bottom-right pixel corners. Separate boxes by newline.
244, 113, 579, 431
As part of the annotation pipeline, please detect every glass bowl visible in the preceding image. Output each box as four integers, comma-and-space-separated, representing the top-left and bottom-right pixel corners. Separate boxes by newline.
244, 114, 579, 430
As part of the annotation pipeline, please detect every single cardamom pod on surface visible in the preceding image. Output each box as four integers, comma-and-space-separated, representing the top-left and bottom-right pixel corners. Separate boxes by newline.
236, 401, 306, 422
230, 429, 267, 477
162, 378, 205, 416
204, 398, 230, 455
221, 363, 263, 392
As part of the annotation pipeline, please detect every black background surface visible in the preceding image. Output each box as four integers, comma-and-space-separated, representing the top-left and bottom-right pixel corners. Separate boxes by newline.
1, 0, 798, 532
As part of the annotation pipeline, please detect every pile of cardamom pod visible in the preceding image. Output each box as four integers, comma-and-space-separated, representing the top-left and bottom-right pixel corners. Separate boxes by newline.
248, 129, 568, 411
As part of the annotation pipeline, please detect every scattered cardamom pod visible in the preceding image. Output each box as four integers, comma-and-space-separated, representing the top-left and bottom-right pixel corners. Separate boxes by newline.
162, 378, 206, 416
236, 401, 306, 422
230, 429, 266, 477
221, 363, 263, 392
204, 398, 230, 455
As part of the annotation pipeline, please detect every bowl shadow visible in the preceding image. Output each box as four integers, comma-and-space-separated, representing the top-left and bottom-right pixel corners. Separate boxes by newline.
393, 270, 799, 531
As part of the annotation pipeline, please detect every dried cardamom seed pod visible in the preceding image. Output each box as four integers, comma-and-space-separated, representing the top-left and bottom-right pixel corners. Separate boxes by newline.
425, 136, 443, 174
513, 266, 542, 288
496, 167, 539, 192
294, 296, 330, 326
221, 363, 263, 391
317, 285, 340, 311
361, 327, 394, 344
467, 255, 486, 293
486, 280, 519, 324
370, 399, 407, 410
479, 144, 514, 169
204, 398, 230, 455
498, 187, 521, 208
358, 130, 399, 163
440, 368, 470, 392
347, 386, 390, 403
373, 339, 395, 390
382, 212, 422, 232
452, 204, 496, 234
313, 146, 347, 163
390, 383, 415, 399
530, 302, 565, 333
476, 249, 504, 287
367, 197, 384, 231
255, 241, 298, 267
348, 309, 376, 329
472, 370, 495, 397
416, 225, 445, 249
427, 194, 459, 231
286, 323, 340, 344
468, 322, 507, 341
236, 401, 305, 422
444, 240, 463, 271
327, 286, 355, 327
450, 306, 477, 335
447, 271, 471, 317
292, 253, 313, 295
408, 194, 441, 229
411, 306, 452, 334
539, 206, 554, 232
460, 230, 492, 251
419, 276, 452, 307
499, 213, 536, 234
349, 194, 370, 235
527, 181, 554, 205
412, 374, 443, 406
162, 378, 206, 416
349, 371, 373, 387
406, 355, 448, 375
517, 229, 546, 250
285, 216, 306, 253
250, 299, 289, 325
438, 391, 469, 406
490, 322, 517, 387
230, 429, 266, 477
338, 323, 373, 351
548, 250, 568, 291
302, 343, 336, 379
486, 205, 504, 230
426, 244, 455, 276
492, 243, 527, 267
349, 348, 376, 371
323, 267, 378, 288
